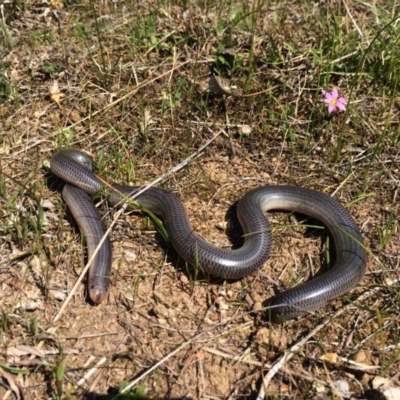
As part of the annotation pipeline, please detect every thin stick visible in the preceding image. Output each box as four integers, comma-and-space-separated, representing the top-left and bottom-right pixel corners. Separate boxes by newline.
342, 0, 364, 39
110, 337, 195, 399
76, 357, 107, 387
110, 321, 252, 399
240, 84, 279, 97
52, 128, 225, 322
202, 347, 330, 385
257, 287, 380, 399
53, 207, 124, 323
256, 313, 342, 400
255, 276, 393, 396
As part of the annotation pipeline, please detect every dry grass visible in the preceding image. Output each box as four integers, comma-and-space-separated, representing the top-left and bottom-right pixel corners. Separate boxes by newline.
0, 0, 400, 399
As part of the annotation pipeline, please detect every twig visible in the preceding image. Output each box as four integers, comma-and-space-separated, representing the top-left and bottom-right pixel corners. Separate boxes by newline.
202, 346, 329, 386
240, 84, 279, 97
342, 0, 364, 39
110, 335, 201, 399
52, 208, 123, 323
65, 332, 119, 340
256, 312, 342, 400
76, 357, 107, 387
255, 274, 395, 398
111, 321, 252, 399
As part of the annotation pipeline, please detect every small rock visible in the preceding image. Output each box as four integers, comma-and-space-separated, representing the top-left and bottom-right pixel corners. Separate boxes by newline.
372, 377, 390, 390
334, 380, 351, 399
382, 387, 400, 400
123, 250, 137, 262
239, 125, 252, 136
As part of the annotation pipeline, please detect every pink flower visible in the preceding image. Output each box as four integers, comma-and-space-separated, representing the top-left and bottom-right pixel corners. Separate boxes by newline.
322, 88, 348, 113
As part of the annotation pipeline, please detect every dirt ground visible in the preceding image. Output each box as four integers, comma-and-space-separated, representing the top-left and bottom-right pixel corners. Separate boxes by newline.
0, 1, 400, 399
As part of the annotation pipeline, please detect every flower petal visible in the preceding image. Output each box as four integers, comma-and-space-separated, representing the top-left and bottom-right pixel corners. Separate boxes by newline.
338, 97, 348, 104
331, 87, 338, 99
324, 92, 333, 101
328, 104, 336, 113
321, 89, 327, 95
323, 99, 332, 104
337, 102, 347, 111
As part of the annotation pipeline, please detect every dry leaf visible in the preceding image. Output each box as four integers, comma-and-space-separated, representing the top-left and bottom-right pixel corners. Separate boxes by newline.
0, 366, 25, 400
382, 387, 400, 400
14, 300, 41, 311
50, 289, 67, 301
139, 108, 154, 133
207, 75, 242, 97
215, 296, 229, 310
7, 345, 46, 358
372, 376, 390, 390
319, 352, 341, 364
50, 1, 64, 10
49, 81, 65, 104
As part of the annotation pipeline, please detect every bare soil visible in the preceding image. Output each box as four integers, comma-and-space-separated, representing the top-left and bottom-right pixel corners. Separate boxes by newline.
0, 1, 399, 399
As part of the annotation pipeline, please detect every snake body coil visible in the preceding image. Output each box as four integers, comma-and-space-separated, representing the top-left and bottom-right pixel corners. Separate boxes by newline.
51, 150, 367, 322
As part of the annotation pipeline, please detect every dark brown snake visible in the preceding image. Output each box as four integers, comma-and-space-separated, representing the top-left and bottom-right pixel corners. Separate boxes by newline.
51, 149, 367, 322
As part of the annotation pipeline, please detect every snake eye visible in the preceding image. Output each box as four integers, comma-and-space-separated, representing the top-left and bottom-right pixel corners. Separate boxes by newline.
69, 150, 97, 171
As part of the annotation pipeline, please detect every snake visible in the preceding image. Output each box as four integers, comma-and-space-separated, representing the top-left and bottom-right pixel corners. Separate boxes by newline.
50, 149, 367, 322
